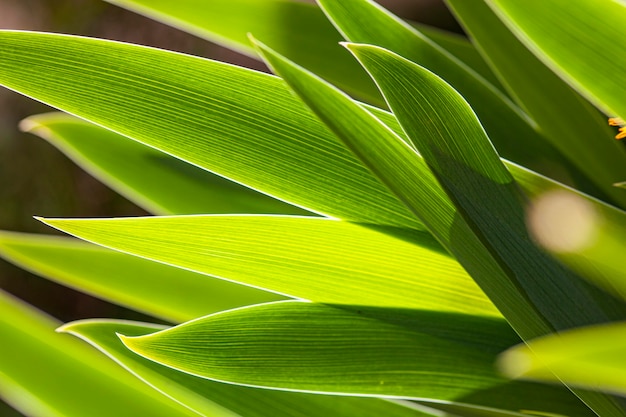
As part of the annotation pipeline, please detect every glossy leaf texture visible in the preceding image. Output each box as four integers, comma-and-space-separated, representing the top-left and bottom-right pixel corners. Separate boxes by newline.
104, 0, 384, 105
252, 40, 625, 416
0, 290, 198, 417
21, 112, 308, 216
316, 0, 588, 192
0, 30, 422, 230
36, 215, 500, 317
0, 231, 281, 323
445, 0, 626, 208
499, 321, 626, 397
119, 301, 594, 417
60, 319, 434, 417
485, 0, 626, 121
346, 43, 626, 417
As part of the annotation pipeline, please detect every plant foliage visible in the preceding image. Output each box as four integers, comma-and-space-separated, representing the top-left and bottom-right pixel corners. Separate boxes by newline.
0, 0, 625, 416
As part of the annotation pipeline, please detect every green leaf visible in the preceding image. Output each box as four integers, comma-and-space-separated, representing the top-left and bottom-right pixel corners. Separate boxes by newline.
21, 112, 308, 216
499, 321, 626, 397
525, 189, 626, 303
104, 0, 384, 106
346, 43, 626, 417
317, 0, 581, 189
0, 231, 281, 323
0, 30, 421, 230
484, 0, 626, 121
445, 0, 626, 208
0, 290, 198, 417
60, 318, 443, 417
119, 301, 594, 417
413, 23, 507, 94
36, 215, 499, 317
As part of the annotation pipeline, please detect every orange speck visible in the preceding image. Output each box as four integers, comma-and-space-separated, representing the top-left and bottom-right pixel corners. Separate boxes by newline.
609, 118, 626, 139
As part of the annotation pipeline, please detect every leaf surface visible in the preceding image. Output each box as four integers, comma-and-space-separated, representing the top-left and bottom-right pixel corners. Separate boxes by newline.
119, 301, 594, 417
484, 0, 626, 121
0, 30, 421, 230
0, 290, 198, 417
0, 231, 281, 323
37, 215, 499, 317
317, 0, 581, 188
446, 0, 626, 208
499, 321, 626, 397
60, 318, 442, 417
105, 0, 384, 105
346, 43, 626, 416
22, 112, 307, 216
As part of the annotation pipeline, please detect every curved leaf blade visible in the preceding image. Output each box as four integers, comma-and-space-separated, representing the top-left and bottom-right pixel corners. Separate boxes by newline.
485, 0, 626, 121
22, 112, 308, 216
0, 231, 282, 323
499, 321, 626, 397
104, 0, 384, 105
316, 0, 582, 189
346, 42, 626, 416
0, 290, 198, 417
37, 215, 500, 317
0, 30, 421, 230
119, 301, 594, 417
60, 319, 442, 417
446, 0, 626, 208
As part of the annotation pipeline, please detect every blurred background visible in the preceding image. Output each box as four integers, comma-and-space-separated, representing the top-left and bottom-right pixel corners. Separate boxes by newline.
0, 0, 462, 335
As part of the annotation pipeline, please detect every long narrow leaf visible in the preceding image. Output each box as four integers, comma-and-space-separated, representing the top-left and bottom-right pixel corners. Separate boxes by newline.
499, 321, 626, 397
0, 290, 198, 417
484, 0, 626, 121
60, 319, 441, 417
251, 39, 624, 417
22, 112, 307, 216
36, 215, 500, 317
0, 30, 421, 230
105, 0, 384, 105
316, 0, 585, 191
0, 231, 281, 323
445, 0, 626, 208
346, 42, 626, 417
119, 301, 593, 417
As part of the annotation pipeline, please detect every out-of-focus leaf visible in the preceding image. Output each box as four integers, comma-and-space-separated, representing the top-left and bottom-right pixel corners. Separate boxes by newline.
0, 231, 281, 323
347, 43, 626, 417
499, 321, 626, 397
119, 301, 595, 417
0, 290, 199, 417
60, 319, 443, 417
104, 0, 384, 105
484, 0, 626, 121
317, 0, 582, 189
36, 215, 500, 318
414, 23, 506, 93
21, 112, 309, 216
525, 189, 626, 303
0, 31, 422, 230
446, 0, 626, 208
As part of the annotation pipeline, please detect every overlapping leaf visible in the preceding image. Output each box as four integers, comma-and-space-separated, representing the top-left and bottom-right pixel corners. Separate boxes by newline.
485, 0, 626, 120
61, 319, 432, 417
499, 321, 626, 397
446, 0, 626, 208
22, 112, 307, 216
119, 300, 594, 417
0, 231, 281, 323
0, 290, 198, 417
316, 0, 586, 191
37, 215, 499, 317
0, 30, 422, 230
